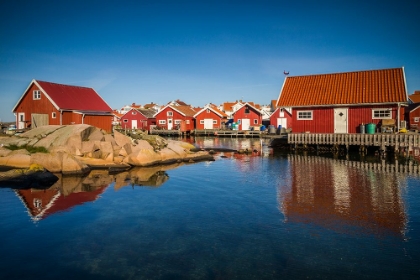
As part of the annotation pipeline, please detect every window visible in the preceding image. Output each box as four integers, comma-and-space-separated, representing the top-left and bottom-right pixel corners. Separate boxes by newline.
200, 120, 204, 124
297, 111, 313, 120
167, 111, 173, 116
372, 109, 391, 119
123, 119, 128, 123
415, 117, 419, 123
33, 90, 41, 100
253, 119, 258, 124
186, 120, 190, 124
237, 119, 241, 124
174, 120, 181, 124
132, 111, 136, 115
213, 120, 217, 124
245, 107, 250, 114
206, 108, 210, 113
159, 120, 166, 124
52, 112, 56, 119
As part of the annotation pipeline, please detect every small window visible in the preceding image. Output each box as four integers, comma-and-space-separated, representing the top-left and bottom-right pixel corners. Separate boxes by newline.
174, 120, 181, 124
132, 111, 136, 115
167, 111, 173, 116
237, 119, 241, 124
33, 90, 41, 100
414, 117, 419, 123
253, 119, 258, 124
206, 108, 210, 113
372, 109, 391, 119
213, 120, 217, 124
245, 107, 250, 114
123, 119, 128, 123
200, 120, 204, 124
297, 111, 313, 120
185, 120, 190, 124
159, 120, 166, 124
52, 112, 56, 119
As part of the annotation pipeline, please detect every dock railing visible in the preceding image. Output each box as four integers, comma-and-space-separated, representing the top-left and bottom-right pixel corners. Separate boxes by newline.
288, 133, 420, 151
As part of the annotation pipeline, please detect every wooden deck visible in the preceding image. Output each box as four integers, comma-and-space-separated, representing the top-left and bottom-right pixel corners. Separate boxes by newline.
287, 133, 420, 152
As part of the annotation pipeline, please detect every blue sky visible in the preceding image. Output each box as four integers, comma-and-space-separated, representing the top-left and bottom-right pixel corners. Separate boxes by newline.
1, 0, 419, 122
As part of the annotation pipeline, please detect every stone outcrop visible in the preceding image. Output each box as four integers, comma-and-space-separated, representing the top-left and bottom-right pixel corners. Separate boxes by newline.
0, 124, 213, 176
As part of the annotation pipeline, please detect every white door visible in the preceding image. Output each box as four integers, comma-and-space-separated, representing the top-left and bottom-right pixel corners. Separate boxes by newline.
167, 119, 173, 130
132, 120, 137, 129
241, 119, 251, 130
204, 119, 213, 129
18, 113, 25, 129
277, 118, 287, 129
334, 108, 348, 133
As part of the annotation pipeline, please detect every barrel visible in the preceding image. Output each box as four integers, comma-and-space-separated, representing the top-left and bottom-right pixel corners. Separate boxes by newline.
366, 123, 376, 134
268, 125, 276, 134
360, 124, 365, 134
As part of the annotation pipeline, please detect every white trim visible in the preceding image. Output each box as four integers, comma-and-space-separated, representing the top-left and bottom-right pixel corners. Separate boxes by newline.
297, 110, 313, 120
372, 108, 392, 119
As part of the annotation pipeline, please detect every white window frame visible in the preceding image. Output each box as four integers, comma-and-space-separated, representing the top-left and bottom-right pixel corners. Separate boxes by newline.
167, 111, 173, 117
372, 109, 391, 119
297, 110, 313, 120
132, 111, 137, 115
253, 119, 258, 124
200, 120, 204, 124
52, 112, 56, 119
33, 90, 41, 100
174, 120, 181, 124
185, 120, 190, 124
414, 117, 419, 123
213, 120, 217, 124
123, 119, 128, 123
159, 120, 166, 124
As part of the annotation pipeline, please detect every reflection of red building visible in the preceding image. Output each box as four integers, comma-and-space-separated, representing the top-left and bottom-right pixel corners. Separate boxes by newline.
279, 155, 407, 237
15, 175, 109, 221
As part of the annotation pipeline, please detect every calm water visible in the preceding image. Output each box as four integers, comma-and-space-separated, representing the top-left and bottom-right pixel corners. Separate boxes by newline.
1, 137, 420, 280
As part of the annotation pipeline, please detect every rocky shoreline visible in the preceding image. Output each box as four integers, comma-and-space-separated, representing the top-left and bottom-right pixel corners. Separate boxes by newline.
0, 125, 213, 183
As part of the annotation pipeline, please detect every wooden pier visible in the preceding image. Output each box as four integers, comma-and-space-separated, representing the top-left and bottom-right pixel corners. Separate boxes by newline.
192, 129, 268, 138
287, 133, 420, 153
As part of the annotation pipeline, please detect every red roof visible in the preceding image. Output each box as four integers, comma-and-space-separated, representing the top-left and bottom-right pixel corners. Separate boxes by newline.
408, 91, 420, 103
277, 68, 407, 107
35, 80, 112, 111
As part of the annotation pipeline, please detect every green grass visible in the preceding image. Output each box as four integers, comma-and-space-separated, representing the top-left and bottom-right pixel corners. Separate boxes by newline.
4, 144, 48, 153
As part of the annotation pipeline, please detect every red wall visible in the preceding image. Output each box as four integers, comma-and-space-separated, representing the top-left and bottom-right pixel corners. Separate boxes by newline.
120, 109, 155, 130
291, 105, 403, 133
233, 106, 262, 130
155, 107, 195, 131
195, 109, 223, 129
14, 83, 60, 128
269, 108, 292, 128
14, 83, 112, 133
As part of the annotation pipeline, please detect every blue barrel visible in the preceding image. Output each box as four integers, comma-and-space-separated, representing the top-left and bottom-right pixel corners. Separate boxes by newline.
260, 125, 266, 131
366, 123, 376, 134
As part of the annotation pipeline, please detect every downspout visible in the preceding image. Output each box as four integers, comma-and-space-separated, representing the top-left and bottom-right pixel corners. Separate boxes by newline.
397, 103, 400, 131
60, 110, 63, 125
82, 113, 85, 124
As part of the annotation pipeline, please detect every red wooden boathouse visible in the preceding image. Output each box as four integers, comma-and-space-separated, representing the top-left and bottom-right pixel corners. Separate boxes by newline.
120, 108, 156, 130
276, 68, 408, 133
232, 102, 263, 130
12, 80, 113, 133
154, 104, 196, 131
194, 103, 227, 129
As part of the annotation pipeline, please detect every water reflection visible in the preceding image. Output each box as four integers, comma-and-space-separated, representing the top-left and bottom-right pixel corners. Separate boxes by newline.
279, 155, 407, 238
14, 163, 188, 222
